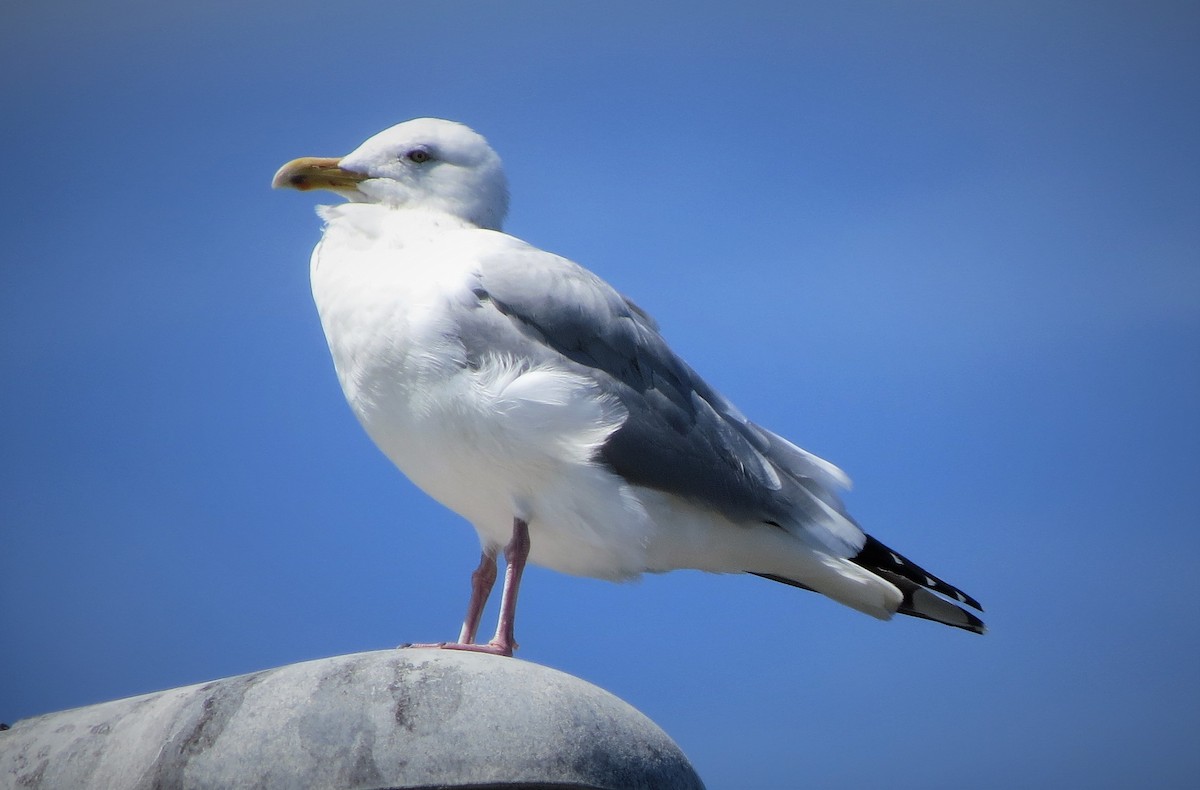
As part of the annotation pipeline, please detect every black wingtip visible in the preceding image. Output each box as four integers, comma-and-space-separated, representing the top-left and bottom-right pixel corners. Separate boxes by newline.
899, 605, 987, 635
872, 569, 987, 634
751, 570, 986, 634
852, 535, 983, 612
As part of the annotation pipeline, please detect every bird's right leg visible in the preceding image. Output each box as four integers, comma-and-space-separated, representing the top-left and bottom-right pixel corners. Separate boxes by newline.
457, 546, 499, 645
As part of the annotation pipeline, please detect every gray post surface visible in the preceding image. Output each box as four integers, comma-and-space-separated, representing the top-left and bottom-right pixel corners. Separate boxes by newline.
1, 649, 704, 789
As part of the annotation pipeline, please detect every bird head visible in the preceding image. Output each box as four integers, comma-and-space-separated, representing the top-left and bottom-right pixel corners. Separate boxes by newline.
273, 118, 510, 231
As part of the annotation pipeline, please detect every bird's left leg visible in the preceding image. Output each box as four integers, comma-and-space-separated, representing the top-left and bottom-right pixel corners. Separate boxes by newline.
457, 546, 499, 645
400, 547, 497, 651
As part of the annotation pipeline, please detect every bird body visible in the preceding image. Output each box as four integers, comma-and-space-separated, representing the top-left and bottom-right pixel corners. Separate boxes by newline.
310, 208, 632, 575
275, 118, 984, 653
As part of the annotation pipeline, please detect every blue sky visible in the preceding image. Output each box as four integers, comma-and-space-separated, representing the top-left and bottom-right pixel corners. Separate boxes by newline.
2, 1, 1198, 786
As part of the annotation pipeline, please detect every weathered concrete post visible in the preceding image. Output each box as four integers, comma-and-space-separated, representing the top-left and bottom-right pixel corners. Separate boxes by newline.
0, 649, 704, 789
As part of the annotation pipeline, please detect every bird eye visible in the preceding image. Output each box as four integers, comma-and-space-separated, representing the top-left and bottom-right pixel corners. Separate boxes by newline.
405, 147, 433, 164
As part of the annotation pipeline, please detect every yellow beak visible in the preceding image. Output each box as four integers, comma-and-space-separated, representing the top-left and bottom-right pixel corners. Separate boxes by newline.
272, 156, 367, 193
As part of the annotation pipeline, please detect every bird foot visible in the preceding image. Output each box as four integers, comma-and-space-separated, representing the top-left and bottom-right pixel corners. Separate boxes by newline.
398, 640, 514, 657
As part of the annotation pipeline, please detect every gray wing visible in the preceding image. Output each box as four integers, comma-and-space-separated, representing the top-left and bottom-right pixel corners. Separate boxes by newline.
464, 243, 866, 557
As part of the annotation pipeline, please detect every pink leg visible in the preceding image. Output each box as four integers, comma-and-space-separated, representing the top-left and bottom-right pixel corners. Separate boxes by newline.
402, 518, 530, 657
442, 518, 530, 657
457, 547, 498, 644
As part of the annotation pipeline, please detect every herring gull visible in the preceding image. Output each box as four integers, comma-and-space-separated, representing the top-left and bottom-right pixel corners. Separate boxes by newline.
273, 118, 984, 655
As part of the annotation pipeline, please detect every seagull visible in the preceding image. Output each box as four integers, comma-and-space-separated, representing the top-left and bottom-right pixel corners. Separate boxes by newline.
273, 118, 984, 655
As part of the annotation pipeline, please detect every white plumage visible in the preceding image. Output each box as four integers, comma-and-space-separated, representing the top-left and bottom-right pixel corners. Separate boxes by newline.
274, 118, 984, 654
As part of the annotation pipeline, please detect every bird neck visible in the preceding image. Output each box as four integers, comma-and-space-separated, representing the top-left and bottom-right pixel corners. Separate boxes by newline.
318, 203, 480, 250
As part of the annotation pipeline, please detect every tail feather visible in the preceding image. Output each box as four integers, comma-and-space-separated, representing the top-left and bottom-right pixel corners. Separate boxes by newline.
752, 533, 986, 635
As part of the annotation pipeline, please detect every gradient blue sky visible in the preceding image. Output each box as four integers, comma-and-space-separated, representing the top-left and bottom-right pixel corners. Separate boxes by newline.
2, 2, 1198, 787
